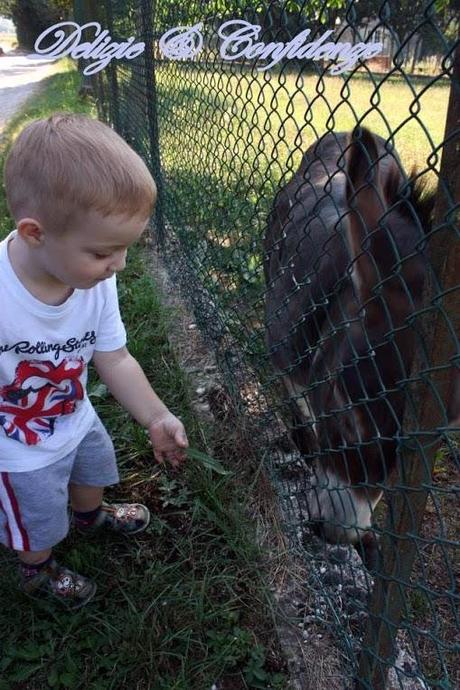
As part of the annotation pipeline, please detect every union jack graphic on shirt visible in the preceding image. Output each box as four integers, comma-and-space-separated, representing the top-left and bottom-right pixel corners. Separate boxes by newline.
0, 358, 85, 445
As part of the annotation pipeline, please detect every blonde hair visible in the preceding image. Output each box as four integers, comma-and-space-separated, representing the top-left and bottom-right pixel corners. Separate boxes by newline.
4, 112, 157, 233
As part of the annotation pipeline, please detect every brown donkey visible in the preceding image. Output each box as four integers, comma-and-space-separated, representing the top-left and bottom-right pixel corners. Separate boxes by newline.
264, 127, 436, 568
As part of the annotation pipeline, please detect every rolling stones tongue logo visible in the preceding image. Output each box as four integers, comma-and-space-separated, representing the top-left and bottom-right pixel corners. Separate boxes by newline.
0, 358, 85, 445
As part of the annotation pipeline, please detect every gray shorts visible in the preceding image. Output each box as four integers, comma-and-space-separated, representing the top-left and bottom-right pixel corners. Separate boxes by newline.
0, 413, 119, 552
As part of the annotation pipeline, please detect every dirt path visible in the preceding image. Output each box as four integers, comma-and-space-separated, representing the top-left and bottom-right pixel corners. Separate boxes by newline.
0, 49, 61, 139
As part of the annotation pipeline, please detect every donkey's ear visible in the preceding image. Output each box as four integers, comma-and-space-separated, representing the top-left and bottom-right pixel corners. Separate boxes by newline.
345, 127, 384, 306
346, 126, 380, 198
383, 165, 401, 205
348, 126, 403, 208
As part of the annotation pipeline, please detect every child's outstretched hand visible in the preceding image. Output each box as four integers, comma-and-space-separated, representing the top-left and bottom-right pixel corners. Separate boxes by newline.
147, 412, 189, 469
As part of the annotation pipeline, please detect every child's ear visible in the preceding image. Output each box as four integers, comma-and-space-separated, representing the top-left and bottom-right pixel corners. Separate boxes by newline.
16, 218, 45, 246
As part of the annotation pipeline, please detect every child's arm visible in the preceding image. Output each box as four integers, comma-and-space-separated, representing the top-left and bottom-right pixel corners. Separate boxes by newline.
92, 346, 188, 468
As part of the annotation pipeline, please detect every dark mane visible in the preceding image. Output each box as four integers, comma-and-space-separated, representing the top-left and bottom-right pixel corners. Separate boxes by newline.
399, 169, 436, 232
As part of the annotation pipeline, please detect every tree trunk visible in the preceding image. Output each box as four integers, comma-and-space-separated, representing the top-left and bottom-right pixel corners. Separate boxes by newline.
11, 0, 62, 51
410, 35, 422, 74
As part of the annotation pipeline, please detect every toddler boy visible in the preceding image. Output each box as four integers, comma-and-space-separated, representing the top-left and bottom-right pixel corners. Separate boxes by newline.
0, 112, 189, 607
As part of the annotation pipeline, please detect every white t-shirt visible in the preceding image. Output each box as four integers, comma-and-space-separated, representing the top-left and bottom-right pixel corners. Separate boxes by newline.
0, 229, 127, 472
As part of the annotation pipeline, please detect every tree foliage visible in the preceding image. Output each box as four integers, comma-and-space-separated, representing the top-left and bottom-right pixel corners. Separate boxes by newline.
0, 0, 15, 17
341, 0, 457, 41
1, 0, 455, 54
152, 0, 346, 29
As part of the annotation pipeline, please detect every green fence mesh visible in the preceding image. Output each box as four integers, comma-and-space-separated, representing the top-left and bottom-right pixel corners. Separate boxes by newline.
76, 1, 459, 687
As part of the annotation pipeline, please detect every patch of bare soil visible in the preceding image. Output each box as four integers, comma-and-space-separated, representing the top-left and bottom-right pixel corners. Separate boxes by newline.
144, 235, 348, 690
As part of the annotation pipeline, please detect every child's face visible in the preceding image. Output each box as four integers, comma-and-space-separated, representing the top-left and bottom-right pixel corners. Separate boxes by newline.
36, 209, 150, 290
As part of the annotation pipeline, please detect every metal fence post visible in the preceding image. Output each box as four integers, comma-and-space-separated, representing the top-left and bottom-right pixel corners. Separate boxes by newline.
140, 0, 166, 246
355, 39, 460, 690
76, 0, 102, 97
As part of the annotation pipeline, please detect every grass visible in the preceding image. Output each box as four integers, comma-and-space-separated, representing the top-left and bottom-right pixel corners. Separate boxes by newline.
126, 61, 451, 369
157, 63, 449, 179
0, 60, 289, 689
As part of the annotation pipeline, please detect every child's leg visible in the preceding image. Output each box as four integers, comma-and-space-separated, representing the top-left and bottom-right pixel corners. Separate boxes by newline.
0, 454, 97, 608
69, 484, 104, 512
69, 484, 105, 529
17, 548, 52, 565
70, 415, 149, 535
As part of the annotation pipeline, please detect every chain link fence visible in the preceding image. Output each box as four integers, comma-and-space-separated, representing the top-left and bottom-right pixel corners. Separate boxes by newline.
76, 0, 459, 687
